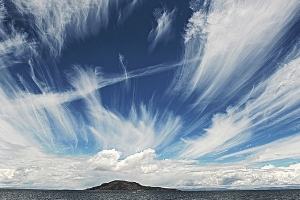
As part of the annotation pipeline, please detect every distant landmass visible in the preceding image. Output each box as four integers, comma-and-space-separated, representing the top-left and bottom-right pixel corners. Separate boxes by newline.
86, 180, 179, 191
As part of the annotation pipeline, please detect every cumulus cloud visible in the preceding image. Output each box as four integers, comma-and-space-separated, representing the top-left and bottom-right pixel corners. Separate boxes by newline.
88, 148, 157, 172
148, 8, 176, 51
1, 0, 300, 190
88, 149, 121, 171
88, 149, 298, 190
2, 147, 300, 190
0, 146, 86, 189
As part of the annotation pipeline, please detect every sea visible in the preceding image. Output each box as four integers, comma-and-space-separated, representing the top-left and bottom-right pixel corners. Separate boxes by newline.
1, 189, 300, 200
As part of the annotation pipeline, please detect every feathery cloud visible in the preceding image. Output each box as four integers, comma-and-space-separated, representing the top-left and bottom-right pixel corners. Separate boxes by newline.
148, 8, 176, 51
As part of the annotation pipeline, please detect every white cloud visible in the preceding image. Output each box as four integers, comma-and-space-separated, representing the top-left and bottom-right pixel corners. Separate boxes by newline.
0, 62, 183, 156
179, 46, 300, 160
86, 98, 182, 155
11, 0, 114, 56
0, 145, 86, 189
118, 0, 146, 24
88, 149, 121, 171
2, 147, 300, 190
220, 133, 300, 163
170, 0, 300, 106
239, 56, 300, 158
88, 148, 300, 190
148, 8, 176, 51
88, 148, 157, 172
0, 19, 34, 69
180, 108, 251, 159
4, 0, 145, 60
184, 8, 207, 44
1, 0, 300, 190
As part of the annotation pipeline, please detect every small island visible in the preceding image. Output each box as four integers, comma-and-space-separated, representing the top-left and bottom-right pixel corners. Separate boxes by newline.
86, 180, 179, 191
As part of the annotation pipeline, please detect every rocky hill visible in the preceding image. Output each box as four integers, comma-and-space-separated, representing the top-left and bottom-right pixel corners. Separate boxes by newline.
86, 180, 178, 191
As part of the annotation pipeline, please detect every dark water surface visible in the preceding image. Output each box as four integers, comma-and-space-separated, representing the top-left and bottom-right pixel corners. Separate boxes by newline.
1, 189, 300, 200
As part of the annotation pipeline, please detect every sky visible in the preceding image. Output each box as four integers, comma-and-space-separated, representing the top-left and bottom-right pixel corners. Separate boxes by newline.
1, 0, 300, 190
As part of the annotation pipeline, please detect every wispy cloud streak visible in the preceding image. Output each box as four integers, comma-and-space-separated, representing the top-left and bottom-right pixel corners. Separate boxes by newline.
220, 133, 300, 163
11, 0, 114, 56
0, 62, 183, 155
170, 0, 300, 109
1, 0, 300, 190
69, 67, 182, 155
148, 7, 176, 51
180, 109, 251, 159
181, 50, 300, 160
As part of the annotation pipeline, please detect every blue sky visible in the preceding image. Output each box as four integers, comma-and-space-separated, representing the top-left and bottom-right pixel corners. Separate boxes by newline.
1, 0, 300, 190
